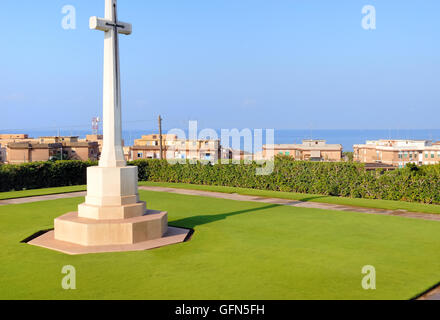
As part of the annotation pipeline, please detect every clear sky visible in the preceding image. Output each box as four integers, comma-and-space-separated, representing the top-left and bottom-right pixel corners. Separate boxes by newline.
1, 0, 439, 132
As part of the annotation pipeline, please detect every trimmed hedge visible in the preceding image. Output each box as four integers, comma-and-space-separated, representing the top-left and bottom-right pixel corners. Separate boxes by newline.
133, 158, 440, 204
2, 158, 440, 204
0, 161, 96, 192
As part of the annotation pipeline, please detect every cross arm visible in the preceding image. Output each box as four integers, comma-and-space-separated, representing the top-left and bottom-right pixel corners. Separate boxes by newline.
90, 16, 132, 35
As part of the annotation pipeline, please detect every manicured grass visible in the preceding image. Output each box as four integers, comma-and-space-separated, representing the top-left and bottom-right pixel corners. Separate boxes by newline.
0, 186, 86, 201
1, 190, 440, 299
3, 181, 440, 215
140, 181, 440, 215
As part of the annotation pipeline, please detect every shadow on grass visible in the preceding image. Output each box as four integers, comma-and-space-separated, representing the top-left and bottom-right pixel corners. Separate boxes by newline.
169, 204, 280, 229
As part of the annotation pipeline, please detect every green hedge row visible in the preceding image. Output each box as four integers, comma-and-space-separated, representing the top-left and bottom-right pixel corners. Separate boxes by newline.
133, 158, 440, 205
2, 158, 440, 204
0, 161, 96, 192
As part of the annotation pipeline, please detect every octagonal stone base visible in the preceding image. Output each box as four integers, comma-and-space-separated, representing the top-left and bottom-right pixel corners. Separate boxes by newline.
28, 226, 191, 255
54, 210, 168, 246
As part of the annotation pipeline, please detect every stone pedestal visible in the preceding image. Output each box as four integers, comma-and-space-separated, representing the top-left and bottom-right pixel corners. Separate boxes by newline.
28, 165, 190, 255
52, 165, 170, 247
78, 166, 146, 220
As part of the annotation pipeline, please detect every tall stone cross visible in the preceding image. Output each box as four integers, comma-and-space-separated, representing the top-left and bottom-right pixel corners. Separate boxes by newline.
28, 0, 183, 255
90, 0, 132, 168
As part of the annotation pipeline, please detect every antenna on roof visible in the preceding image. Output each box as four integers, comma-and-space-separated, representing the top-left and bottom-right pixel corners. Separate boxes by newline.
92, 117, 101, 135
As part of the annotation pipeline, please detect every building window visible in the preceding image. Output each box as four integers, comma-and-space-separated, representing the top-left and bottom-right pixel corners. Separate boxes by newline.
431, 152, 435, 159
425, 153, 429, 159
285, 152, 290, 156
137, 152, 143, 158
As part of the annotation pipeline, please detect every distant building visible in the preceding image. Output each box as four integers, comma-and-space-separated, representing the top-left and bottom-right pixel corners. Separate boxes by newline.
37, 136, 85, 145
132, 134, 177, 160
84, 134, 104, 150
5, 136, 99, 164
221, 148, 233, 161
354, 139, 440, 168
0, 134, 30, 141
0, 143, 6, 163
0, 134, 34, 163
227, 149, 254, 161
130, 134, 222, 162
6, 142, 62, 164
123, 146, 131, 162
263, 140, 343, 162
65, 141, 99, 161
38, 136, 99, 162
81, 134, 104, 159
0, 134, 33, 147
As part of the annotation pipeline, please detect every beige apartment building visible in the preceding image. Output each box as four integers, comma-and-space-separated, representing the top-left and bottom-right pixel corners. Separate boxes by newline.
81, 134, 104, 159
0, 134, 32, 146
6, 142, 62, 164
38, 136, 99, 162
262, 140, 343, 162
3, 135, 99, 164
222, 148, 254, 161
354, 140, 440, 168
0, 134, 30, 141
1, 134, 35, 164
130, 134, 222, 162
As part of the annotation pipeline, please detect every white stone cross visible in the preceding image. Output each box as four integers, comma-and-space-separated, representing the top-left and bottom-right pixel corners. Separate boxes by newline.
90, 0, 132, 168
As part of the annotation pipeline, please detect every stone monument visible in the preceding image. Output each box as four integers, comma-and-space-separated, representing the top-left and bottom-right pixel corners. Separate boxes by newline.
30, 0, 190, 254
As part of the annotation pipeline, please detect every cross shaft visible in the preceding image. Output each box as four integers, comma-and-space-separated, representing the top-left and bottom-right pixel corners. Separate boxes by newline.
89, 0, 132, 168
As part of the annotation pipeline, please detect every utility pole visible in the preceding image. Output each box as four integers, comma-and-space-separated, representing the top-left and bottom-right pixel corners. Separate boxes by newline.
58, 128, 63, 161
158, 115, 163, 160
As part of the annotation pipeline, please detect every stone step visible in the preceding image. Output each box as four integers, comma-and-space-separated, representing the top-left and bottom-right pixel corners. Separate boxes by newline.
78, 201, 147, 220
54, 210, 168, 246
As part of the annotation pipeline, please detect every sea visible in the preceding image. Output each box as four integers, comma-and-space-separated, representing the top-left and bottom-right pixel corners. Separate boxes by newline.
2, 129, 440, 152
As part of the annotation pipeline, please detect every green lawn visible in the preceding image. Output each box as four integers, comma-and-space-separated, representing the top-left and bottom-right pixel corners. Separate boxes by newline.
0, 186, 86, 200
0, 189, 440, 299
3, 182, 440, 215
140, 181, 440, 215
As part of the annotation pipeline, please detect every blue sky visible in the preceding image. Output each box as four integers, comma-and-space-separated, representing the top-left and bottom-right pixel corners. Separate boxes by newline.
1, 0, 439, 131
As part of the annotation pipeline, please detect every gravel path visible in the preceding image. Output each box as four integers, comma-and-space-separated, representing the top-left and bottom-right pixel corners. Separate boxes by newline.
139, 186, 440, 222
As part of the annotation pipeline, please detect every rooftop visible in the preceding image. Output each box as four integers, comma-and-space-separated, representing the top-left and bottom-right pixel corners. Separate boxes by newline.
354, 139, 440, 150
7, 142, 63, 149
